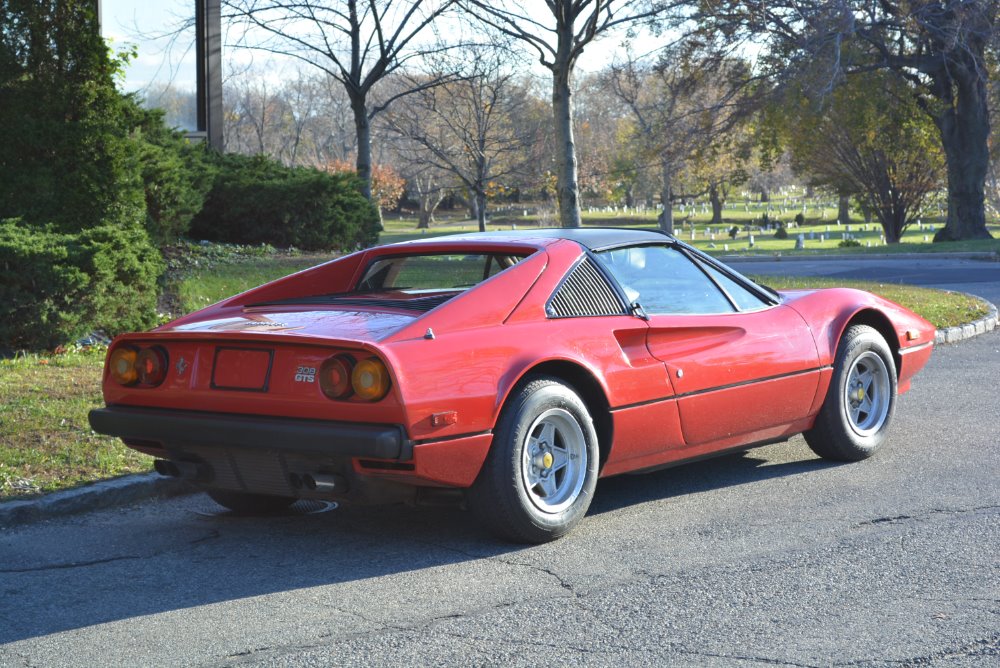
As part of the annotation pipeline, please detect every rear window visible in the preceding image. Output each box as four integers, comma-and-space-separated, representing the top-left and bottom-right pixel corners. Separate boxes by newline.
356, 253, 525, 293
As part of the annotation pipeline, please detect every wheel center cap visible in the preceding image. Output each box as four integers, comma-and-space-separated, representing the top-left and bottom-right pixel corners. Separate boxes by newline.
542, 452, 554, 469
854, 386, 865, 402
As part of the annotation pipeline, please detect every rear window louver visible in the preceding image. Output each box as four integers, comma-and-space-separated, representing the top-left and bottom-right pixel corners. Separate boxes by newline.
547, 258, 628, 318
326, 295, 455, 313
248, 293, 455, 313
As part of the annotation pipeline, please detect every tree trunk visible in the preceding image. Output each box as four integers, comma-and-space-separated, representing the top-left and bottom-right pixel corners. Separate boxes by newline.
476, 189, 487, 232
878, 207, 903, 244
350, 95, 373, 202
657, 161, 674, 234
417, 190, 442, 230
710, 183, 723, 225
933, 70, 992, 241
759, 189, 769, 203
551, 47, 581, 228
838, 192, 851, 225
417, 207, 432, 229
467, 188, 479, 222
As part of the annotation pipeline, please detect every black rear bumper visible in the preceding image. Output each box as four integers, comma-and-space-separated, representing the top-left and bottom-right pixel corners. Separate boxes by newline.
89, 406, 412, 461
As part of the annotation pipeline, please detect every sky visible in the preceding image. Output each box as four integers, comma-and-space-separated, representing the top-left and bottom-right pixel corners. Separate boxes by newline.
99, 0, 666, 100
101, 0, 200, 91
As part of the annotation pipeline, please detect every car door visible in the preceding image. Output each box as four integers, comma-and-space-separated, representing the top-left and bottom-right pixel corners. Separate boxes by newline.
594, 243, 821, 449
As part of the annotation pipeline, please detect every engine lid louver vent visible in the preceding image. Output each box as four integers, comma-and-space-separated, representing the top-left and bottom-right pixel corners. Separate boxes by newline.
547, 258, 628, 318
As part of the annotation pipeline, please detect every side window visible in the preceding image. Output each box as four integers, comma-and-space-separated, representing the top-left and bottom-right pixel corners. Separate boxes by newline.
595, 245, 734, 315
699, 262, 770, 311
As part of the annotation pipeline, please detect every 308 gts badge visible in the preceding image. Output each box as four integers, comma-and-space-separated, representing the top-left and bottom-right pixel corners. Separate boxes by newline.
294, 366, 316, 383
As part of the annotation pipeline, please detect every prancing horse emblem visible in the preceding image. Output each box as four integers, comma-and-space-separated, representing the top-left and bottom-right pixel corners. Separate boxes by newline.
175, 357, 189, 376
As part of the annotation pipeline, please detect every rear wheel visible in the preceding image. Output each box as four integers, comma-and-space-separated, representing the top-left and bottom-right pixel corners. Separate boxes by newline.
468, 377, 598, 543
207, 489, 296, 515
805, 324, 897, 461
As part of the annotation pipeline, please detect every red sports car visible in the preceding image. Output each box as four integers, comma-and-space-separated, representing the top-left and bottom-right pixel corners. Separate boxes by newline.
90, 229, 935, 542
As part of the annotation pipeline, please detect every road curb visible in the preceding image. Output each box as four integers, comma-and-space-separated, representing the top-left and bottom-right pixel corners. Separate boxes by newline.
721, 251, 1000, 262
0, 473, 193, 528
934, 295, 999, 345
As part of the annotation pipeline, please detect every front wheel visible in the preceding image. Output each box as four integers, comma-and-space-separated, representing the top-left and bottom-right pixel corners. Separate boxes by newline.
468, 377, 599, 543
804, 324, 897, 461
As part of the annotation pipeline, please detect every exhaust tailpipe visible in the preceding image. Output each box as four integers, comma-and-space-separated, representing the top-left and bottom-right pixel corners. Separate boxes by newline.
302, 473, 348, 494
153, 459, 212, 482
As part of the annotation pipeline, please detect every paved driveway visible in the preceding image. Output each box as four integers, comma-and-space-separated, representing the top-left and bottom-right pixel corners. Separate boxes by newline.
1, 256, 997, 666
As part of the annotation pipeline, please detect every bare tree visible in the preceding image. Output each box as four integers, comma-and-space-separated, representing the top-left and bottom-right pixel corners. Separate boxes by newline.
224, 74, 291, 157
222, 0, 458, 200
407, 162, 451, 228
382, 48, 541, 231
459, 0, 676, 227
304, 73, 360, 167
608, 48, 754, 232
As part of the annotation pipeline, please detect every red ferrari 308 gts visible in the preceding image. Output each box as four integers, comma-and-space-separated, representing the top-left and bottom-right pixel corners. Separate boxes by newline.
90, 228, 935, 542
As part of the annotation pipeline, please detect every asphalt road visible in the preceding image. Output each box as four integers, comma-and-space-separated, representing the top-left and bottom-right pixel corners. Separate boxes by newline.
728, 255, 1000, 306
1, 259, 998, 667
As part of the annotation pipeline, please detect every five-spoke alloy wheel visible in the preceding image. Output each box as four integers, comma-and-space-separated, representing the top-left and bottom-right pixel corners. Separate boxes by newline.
805, 324, 898, 461
469, 376, 599, 543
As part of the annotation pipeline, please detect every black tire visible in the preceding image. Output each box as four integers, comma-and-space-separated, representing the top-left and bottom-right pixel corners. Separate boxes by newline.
804, 324, 897, 461
467, 376, 599, 543
207, 489, 297, 515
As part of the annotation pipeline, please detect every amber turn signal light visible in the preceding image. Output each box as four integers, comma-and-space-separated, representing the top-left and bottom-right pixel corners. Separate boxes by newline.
320, 354, 355, 399
109, 347, 139, 386
351, 357, 391, 401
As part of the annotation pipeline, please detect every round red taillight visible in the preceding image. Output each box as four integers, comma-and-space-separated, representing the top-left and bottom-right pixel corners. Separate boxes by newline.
320, 355, 355, 400
136, 347, 168, 386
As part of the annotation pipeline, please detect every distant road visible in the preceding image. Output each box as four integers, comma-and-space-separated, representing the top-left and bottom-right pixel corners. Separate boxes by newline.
728, 255, 1000, 305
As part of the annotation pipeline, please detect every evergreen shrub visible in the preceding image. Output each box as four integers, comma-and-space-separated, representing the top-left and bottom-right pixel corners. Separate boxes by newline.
0, 219, 162, 351
190, 154, 380, 251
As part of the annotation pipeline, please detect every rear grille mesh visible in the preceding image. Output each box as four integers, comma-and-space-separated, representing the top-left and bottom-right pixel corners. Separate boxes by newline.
547, 258, 627, 318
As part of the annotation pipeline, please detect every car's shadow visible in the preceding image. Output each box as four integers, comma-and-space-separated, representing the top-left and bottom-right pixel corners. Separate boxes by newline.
1, 446, 836, 644
590, 448, 837, 515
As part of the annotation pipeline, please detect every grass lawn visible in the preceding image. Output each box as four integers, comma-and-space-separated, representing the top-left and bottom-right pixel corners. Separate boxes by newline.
752, 276, 990, 329
1, 237, 993, 502
0, 347, 151, 499
176, 254, 336, 313
380, 198, 1000, 255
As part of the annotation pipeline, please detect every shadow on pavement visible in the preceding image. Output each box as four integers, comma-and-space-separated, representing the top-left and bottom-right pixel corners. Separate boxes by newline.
0, 445, 836, 645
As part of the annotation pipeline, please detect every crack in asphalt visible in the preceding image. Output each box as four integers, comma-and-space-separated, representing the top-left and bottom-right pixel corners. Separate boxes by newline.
208, 552, 995, 667
854, 504, 1000, 528
0, 530, 222, 574
671, 649, 821, 667
833, 632, 1000, 665
0, 554, 142, 574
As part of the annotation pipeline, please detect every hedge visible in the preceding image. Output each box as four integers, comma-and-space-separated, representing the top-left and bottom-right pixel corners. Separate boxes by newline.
190, 154, 380, 251
0, 219, 163, 351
